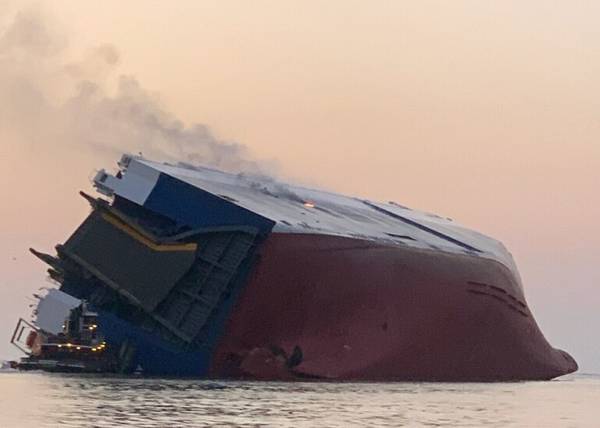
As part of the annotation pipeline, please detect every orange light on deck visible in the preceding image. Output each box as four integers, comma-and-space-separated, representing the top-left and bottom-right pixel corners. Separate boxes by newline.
303, 202, 315, 208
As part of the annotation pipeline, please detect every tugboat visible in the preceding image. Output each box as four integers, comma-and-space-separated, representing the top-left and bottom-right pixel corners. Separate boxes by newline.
11, 295, 116, 373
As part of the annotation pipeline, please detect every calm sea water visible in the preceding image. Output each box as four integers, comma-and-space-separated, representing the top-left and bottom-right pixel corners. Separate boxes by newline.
0, 372, 598, 427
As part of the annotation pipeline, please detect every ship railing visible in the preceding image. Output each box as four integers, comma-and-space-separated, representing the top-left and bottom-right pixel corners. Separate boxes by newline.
10, 318, 39, 355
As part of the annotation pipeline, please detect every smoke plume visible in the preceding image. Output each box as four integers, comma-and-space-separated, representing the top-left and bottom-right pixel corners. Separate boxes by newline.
0, 8, 268, 175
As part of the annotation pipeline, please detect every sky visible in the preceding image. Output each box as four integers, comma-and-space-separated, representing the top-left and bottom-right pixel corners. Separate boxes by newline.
0, 1, 598, 373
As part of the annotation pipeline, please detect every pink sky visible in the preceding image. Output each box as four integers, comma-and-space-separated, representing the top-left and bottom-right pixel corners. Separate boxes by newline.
1, 1, 598, 372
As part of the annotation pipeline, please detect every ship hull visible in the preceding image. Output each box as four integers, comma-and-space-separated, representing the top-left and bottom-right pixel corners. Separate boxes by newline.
211, 233, 577, 381
18, 156, 577, 380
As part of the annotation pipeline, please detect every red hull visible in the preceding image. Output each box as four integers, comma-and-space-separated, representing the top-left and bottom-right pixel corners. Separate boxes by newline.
211, 233, 577, 381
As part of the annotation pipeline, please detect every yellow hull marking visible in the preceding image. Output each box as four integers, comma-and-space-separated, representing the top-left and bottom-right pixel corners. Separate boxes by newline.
101, 213, 198, 252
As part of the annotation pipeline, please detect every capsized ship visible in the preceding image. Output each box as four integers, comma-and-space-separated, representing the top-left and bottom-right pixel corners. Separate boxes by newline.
11, 154, 577, 380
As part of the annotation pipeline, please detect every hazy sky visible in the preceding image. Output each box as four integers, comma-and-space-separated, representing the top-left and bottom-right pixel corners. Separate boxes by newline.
1, 1, 598, 372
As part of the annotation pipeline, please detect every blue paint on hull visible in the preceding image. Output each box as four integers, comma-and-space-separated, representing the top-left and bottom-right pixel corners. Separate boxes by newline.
144, 173, 275, 233
53, 172, 277, 376
97, 311, 210, 376
95, 245, 263, 376
91, 173, 273, 375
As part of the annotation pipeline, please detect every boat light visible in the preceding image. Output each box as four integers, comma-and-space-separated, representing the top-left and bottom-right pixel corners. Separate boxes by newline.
303, 202, 315, 208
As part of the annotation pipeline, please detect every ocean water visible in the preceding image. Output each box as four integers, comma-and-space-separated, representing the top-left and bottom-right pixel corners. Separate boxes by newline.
0, 372, 598, 427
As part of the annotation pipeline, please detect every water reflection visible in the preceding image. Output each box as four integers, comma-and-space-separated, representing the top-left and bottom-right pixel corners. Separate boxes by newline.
0, 373, 598, 427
